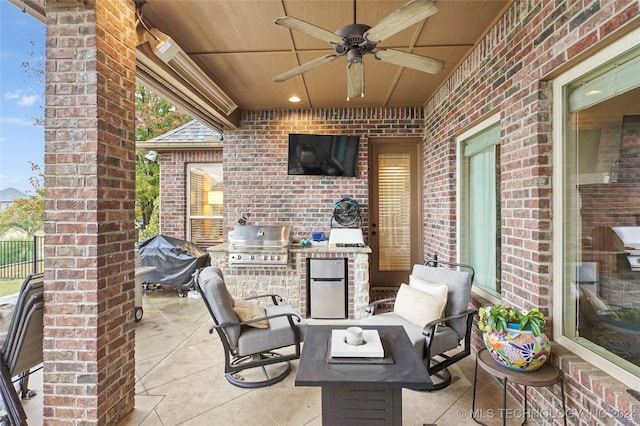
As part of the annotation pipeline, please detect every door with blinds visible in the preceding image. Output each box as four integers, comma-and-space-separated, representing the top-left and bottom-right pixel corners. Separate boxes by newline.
369, 138, 423, 287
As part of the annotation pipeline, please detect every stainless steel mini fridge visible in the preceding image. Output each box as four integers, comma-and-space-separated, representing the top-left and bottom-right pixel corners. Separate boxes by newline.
309, 258, 347, 319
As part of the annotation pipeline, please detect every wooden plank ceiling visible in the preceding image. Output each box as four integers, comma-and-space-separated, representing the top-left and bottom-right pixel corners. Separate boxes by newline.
14, 0, 510, 121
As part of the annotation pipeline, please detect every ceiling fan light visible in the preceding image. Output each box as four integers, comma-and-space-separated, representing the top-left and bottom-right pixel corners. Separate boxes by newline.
347, 62, 364, 101
346, 48, 363, 64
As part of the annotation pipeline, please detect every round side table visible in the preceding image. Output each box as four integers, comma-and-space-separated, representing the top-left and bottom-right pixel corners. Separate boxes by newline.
472, 348, 566, 426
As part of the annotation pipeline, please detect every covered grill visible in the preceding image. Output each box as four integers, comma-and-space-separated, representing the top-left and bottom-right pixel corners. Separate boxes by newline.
228, 225, 291, 267
137, 235, 211, 294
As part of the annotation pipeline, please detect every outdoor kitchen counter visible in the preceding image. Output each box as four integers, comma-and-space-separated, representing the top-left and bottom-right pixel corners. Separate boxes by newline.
206, 242, 371, 254
289, 244, 371, 254
206, 242, 371, 319
207, 242, 230, 252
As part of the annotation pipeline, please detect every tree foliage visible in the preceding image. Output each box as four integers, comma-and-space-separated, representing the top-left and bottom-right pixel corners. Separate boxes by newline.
135, 84, 192, 141
0, 163, 44, 236
135, 84, 191, 239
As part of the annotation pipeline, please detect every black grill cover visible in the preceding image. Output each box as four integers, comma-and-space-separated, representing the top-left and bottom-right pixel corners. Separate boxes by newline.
138, 235, 210, 288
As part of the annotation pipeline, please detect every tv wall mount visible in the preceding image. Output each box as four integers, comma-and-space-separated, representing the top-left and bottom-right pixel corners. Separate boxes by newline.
331, 198, 362, 227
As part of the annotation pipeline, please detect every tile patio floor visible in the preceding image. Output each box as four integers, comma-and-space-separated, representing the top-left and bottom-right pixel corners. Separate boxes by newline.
21, 288, 524, 425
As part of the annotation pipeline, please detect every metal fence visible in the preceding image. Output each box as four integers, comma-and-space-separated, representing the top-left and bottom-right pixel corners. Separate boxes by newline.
0, 236, 44, 279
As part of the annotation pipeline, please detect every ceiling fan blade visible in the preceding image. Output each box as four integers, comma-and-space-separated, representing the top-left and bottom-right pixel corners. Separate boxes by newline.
364, 0, 438, 44
374, 49, 445, 74
273, 55, 339, 82
346, 62, 364, 101
274, 16, 344, 44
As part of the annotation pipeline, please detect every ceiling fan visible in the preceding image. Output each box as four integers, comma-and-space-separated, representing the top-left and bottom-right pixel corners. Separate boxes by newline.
273, 0, 445, 100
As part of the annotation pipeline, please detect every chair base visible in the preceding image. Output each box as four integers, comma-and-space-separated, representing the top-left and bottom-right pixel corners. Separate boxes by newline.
414, 359, 453, 391
428, 367, 452, 391
226, 352, 292, 388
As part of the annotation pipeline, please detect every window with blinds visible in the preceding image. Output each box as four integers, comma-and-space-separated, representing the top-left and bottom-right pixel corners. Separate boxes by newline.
377, 153, 412, 271
187, 164, 223, 246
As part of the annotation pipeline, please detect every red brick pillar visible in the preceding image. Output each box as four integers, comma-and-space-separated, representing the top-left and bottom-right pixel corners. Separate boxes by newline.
43, 0, 137, 423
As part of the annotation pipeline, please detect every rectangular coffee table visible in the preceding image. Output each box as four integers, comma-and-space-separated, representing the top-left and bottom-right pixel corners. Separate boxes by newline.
295, 325, 432, 425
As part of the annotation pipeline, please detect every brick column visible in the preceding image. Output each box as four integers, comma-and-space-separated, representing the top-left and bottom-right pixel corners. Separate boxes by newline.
43, 0, 137, 423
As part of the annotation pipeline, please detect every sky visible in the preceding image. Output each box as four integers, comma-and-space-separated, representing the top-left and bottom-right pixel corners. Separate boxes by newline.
0, 1, 45, 195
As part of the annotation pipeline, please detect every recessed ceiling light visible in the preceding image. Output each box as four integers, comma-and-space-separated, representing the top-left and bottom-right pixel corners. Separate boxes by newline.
288, 96, 301, 103
586, 90, 602, 96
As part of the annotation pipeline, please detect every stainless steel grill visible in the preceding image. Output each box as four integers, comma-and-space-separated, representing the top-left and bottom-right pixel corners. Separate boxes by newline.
228, 225, 291, 267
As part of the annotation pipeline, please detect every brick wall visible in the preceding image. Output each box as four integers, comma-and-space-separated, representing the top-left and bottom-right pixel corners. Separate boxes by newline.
424, 1, 640, 424
43, 0, 137, 423
223, 108, 423, 241
617, 115, 640, 183
160, 107, 425, 240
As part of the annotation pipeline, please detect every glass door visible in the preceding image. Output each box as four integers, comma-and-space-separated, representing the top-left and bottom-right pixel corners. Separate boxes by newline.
369, 138, 422, 287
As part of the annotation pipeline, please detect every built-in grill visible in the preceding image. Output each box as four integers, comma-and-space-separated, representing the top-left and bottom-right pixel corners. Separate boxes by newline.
612, 226, 640, 271
228, 225, 291, 267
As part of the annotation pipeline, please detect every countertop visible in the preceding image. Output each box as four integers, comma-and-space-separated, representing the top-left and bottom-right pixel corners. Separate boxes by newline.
207, 242, 371, 254
207, 242, 229, 252
289, 244, 371, 254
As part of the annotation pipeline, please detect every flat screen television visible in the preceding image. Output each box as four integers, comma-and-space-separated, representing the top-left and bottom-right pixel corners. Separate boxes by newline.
287, 133, 360, 177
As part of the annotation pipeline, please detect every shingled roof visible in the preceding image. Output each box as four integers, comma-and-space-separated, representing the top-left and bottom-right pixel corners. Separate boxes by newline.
0, 187, 27, 202
137, 120, 222, 151
0, 187, 28, 210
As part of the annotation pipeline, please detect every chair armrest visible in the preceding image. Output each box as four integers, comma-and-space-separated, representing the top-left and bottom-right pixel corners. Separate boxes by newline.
366, 298, 396, 315
243, 294, 284, 305
261, 312, 303, 324
209, 312, 302, 333
421, 308, 476, 338
422, 308, 477, 376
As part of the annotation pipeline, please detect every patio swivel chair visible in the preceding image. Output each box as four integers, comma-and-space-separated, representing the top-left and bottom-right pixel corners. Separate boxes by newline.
362, 259, 475, 390
196, 266, 306, 388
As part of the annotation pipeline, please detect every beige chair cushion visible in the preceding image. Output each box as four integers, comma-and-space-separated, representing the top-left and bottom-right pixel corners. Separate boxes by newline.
233, 299, 269, 328
409, 275, 448, 299
393, 284, 447, 328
